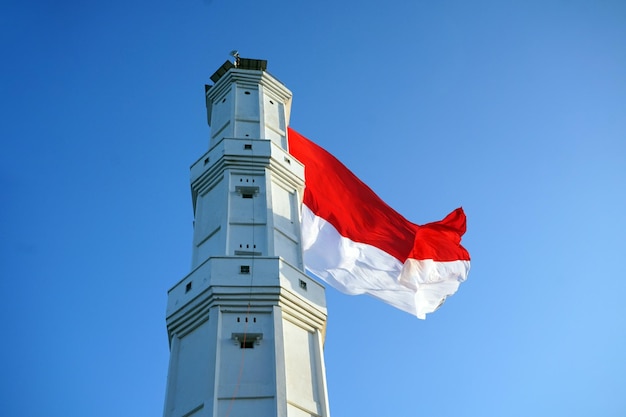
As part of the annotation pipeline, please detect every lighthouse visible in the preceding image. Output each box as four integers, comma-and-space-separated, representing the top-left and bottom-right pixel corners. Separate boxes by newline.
162, 57, 331, 417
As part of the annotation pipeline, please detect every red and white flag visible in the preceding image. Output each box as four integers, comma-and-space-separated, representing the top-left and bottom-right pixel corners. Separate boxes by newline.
288, 128, 471, 319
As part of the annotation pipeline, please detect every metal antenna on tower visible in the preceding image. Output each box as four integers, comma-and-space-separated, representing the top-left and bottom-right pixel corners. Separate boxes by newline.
230, 50, 240, 67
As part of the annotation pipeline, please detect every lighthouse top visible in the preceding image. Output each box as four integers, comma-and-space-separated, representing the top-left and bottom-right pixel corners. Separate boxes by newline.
204, 57, 292, 150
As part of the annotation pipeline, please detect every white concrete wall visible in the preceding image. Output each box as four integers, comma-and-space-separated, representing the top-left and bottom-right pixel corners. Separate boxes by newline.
270, 176, 302, 268
163, 316, 217, 417
206, 69, 292, 149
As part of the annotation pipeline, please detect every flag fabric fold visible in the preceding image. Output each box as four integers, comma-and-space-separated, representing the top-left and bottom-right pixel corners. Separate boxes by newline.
287, 128, 470, 319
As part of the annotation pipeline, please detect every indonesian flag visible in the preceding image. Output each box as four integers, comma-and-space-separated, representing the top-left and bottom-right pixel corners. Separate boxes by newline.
287, 128, 471, 319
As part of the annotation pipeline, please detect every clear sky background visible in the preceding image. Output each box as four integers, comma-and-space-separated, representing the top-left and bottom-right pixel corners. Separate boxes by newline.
2, 1, 625, 416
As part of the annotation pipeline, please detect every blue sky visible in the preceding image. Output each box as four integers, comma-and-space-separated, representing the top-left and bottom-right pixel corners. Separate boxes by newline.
2, 1, 625, 416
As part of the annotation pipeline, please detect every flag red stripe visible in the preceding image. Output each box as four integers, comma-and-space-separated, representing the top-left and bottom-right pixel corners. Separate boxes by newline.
287, 128, 470, 263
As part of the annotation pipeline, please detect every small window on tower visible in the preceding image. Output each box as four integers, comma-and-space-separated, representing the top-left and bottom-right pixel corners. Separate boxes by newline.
240, 340, 254, 349
236, 185, 259, 199
185, 281, 192, 293
232, 332, 262, 348
240, 265, 250, 274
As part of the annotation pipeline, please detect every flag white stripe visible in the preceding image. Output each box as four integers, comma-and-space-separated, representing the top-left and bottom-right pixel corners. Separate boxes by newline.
302, 205, 470, 319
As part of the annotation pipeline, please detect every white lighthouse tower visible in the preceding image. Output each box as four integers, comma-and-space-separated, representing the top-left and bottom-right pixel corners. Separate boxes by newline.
163, 57, 331, 417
